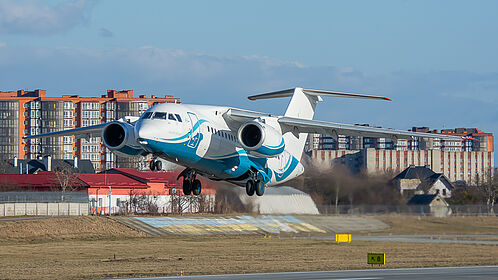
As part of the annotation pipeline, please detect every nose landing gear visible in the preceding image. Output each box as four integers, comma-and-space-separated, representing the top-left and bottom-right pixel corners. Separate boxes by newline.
149, 159, 162, 171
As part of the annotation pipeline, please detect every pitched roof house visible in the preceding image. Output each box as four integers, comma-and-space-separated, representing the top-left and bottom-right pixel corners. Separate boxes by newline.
393, 165, 454, 198
407, 194, 452, 217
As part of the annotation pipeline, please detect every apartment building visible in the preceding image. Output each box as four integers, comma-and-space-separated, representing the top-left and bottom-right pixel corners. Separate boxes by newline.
311, 148, 494, 184
308, 127, 493, 153
308, 126, 494, 184
0, 89, 180, 171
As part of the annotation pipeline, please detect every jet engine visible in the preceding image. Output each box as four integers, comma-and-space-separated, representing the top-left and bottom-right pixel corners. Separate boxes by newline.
101, 121, 146, 156
238, 120, 285, 157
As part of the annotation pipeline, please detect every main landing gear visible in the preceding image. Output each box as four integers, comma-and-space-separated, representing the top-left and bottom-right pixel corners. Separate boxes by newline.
245, 172, 265, 197
177, 168, 202, 196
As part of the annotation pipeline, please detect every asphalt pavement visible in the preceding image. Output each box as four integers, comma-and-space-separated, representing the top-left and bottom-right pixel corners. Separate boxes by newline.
287, 234, 498, 245
108, 266, 498, 280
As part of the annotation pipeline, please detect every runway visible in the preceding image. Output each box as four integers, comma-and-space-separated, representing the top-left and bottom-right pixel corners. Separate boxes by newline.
112, 266, 498, 280
290, 234, 498, 245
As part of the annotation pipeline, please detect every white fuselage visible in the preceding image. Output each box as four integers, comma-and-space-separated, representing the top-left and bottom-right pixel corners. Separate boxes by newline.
134, 103, 304, 186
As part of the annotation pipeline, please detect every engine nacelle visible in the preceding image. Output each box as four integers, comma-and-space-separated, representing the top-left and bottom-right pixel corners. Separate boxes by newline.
101, 122, 146, 156
238, 121, 285, 157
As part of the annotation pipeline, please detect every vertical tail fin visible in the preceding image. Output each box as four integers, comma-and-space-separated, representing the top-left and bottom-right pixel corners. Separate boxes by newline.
282, 88, 321, 160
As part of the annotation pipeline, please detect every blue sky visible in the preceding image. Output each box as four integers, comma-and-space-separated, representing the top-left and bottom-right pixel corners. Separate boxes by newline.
0, 0, 497, 158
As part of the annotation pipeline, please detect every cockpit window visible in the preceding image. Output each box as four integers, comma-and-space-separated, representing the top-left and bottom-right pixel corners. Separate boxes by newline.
153, 112, 167, 119
149, 112, 183, 122
141, 112, 153, 119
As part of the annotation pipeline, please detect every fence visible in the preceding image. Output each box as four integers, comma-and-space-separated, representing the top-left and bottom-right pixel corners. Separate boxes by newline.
0, 191, 88, 203
0, 202, 88, 216
0, 191, 89, 217
318, 204, 498, 216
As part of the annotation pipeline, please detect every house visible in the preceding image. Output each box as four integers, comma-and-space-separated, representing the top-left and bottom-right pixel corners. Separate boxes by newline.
393, 165, 454, 198
0, 169, 216, 216
407, 194, 452, 217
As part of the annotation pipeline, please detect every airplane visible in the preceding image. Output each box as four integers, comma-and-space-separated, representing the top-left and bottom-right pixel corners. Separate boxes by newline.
25, 88, 472, 196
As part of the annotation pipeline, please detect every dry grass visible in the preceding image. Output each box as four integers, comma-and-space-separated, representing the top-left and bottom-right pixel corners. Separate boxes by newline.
0, 235, 496, 279
0, 216, 145, 243
374, 216, 498, 235
0, 216, 497, 279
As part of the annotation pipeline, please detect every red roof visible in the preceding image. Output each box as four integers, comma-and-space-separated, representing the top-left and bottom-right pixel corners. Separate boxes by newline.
76, 174, 147, 189
107, 168, 181, 184
0, 169, 215, 190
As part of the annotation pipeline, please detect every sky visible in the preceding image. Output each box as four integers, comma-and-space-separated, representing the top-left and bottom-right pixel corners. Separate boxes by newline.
0, 0, 497, 159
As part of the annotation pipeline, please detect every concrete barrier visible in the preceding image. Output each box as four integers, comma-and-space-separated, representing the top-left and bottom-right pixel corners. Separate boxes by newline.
4, 203, 15, 216
47, 203, 58, 216
0, 202, 88, 217
25, 203, 37, 216
36, 203, 48, 215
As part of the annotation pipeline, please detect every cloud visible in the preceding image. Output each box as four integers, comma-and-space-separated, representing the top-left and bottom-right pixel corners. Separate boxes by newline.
0, 41, 5, 47
0, 45, 496, 124
99, 27, 113, 38
0, 44, 496, 159
0, 0, 95, 34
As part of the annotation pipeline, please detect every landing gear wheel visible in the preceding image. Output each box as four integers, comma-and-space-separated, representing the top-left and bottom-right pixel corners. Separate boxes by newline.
192, 179, 202, 195
149, 161, 156, 171
255, 180, 265, 196
183, 179, 192, 195
246, 180, 255, 196
155, 160, 162, 171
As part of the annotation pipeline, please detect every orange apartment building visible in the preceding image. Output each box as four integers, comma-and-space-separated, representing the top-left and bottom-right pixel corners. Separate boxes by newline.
308, 127, 494, 184
0, 89, 180, 171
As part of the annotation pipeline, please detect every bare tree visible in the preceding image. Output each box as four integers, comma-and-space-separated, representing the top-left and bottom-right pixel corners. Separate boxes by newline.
197, 194, 215, 213
170, 188, 189, 214
450, 171, 497, 215
480, 172, 497, 215
287, 162, 404, 206
143, 191, 159, 214
51, 167, 81, 202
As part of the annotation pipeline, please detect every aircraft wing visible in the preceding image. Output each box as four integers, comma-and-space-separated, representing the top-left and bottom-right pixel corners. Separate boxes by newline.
277, 116, 467, 140
23, 123, 108, 139
224, 108, 468, 141
23, 116, 140, 140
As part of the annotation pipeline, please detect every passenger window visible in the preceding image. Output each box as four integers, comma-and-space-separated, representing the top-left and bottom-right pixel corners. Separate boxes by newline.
168, 114, 177, 121
175, 114, 182, 122
153, 112, 167, 119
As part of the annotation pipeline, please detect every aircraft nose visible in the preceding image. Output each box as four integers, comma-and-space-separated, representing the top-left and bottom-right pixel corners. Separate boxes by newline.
136, 121, 154, 141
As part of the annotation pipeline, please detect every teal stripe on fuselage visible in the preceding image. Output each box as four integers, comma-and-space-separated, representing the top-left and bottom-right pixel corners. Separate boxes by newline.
141, 132, 297, 184
160, 119, 207, 142
143, 137, 265, 180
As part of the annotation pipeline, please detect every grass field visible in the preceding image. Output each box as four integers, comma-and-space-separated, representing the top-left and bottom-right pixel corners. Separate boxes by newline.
0, 216, 497, 279
375, 215, 498, 235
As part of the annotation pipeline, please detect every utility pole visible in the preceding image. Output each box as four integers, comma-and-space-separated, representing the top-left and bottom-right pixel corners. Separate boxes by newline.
109, 185, 112, 216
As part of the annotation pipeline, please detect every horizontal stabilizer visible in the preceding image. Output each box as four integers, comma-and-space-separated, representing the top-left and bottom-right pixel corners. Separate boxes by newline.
248, 87, 392, 101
